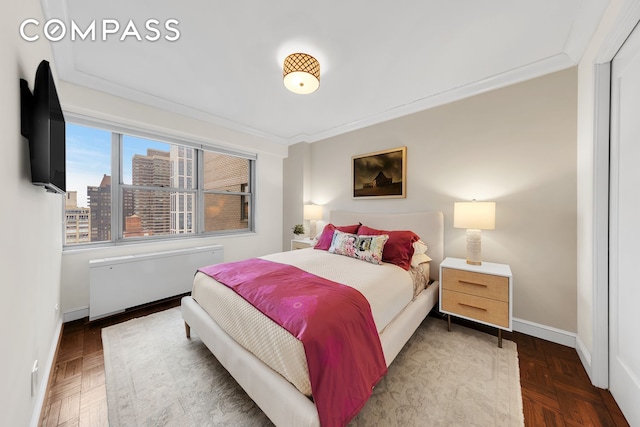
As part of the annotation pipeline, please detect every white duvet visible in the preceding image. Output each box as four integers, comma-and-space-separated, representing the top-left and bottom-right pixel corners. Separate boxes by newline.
191, 248, 415, 396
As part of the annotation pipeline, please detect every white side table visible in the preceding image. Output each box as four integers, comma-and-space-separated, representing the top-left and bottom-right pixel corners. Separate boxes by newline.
291, 238, 314, 250
439, 257, 513, 347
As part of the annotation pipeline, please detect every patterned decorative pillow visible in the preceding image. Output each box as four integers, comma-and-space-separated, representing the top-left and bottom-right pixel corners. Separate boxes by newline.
328, 231, 389, 265
314, 223, 361, 250
358, 225, 420, 270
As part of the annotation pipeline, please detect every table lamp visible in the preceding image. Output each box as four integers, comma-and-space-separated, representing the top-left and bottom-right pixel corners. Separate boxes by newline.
303, 204, 323, 239
454, 200, 496, 265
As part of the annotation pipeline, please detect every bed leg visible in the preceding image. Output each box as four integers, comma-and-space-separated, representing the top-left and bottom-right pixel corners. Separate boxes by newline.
185, 322, 191, 339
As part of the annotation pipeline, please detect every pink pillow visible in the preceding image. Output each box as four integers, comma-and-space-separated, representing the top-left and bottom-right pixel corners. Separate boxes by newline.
358, 225, 419, 270
314, 223, 361, 250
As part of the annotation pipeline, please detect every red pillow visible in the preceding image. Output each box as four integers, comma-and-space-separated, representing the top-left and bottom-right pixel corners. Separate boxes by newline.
358, 225, 419, 270
314, 223, 361, 250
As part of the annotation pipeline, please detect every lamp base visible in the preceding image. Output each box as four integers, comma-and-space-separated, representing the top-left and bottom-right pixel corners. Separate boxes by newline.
309, 220, 317, 240
466, 229, 482, 265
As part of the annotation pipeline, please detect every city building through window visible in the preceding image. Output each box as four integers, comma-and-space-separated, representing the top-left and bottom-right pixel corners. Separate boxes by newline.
64, 122, 254, 246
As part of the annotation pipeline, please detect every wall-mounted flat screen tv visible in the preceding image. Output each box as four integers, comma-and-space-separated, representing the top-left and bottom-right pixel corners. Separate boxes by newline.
20, 60, 66, 194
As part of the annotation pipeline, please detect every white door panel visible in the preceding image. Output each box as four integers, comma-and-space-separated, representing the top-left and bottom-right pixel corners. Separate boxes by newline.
610, 21, 640, 427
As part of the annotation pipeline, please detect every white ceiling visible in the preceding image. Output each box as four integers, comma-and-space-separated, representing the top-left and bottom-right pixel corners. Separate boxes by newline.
42, 0, 607, 145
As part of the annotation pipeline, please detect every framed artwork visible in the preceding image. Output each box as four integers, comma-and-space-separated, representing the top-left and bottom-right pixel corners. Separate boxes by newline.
352, 146, 406, 199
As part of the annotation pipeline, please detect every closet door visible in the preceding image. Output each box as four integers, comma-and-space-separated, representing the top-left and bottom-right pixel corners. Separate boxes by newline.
610, 21, 640, 427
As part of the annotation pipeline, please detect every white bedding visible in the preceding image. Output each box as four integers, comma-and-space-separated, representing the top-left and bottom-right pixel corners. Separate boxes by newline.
264, 248, 416, 332
191, 248, 424, 396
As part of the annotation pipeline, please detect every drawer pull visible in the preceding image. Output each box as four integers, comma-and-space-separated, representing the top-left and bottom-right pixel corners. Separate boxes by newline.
458, 302, 487, 311
459, 280, 487, 287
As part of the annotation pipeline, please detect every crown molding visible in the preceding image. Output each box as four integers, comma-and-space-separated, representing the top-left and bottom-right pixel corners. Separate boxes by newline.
51, 46, 575, 147
297, 53, 576, 144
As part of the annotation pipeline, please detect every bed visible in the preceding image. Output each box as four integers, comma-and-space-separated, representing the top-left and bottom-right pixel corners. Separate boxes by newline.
181, 210, 444, 426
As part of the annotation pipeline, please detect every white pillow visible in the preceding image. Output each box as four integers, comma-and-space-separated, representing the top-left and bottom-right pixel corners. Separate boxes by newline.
411, 240, 431, 267
411, 253, 432, 268
413, 240, 428, 254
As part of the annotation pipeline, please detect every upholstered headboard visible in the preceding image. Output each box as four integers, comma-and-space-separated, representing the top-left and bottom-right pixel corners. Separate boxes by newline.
329, 210, 444, 282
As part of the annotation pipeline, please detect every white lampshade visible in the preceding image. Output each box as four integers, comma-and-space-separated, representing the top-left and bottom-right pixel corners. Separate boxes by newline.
454, 201, 496, 265
303, 204, 323, 221
283, 53, 320, 94
454, 201, 496, 230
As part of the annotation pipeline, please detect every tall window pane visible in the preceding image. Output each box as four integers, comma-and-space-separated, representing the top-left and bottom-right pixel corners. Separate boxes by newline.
122, 136, 171, 237
65, 123, 111, 245
121, 137, 196, 238
203, 152, 251, 232
169, 144, 195, 234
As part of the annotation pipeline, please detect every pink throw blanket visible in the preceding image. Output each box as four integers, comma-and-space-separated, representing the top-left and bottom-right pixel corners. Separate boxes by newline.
199, 258, 387, 427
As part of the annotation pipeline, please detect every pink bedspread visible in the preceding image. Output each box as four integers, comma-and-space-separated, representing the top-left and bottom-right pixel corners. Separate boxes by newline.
198, 258, 387, 427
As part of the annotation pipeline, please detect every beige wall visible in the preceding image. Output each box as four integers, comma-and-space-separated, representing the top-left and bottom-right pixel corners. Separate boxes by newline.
59, 84, 286, 315
282, 142, 312, 250
304, 68, 578, 332
1, 1, 62, 426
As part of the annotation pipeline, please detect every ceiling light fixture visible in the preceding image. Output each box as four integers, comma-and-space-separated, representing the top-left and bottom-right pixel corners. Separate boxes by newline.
283, 53, 320, 94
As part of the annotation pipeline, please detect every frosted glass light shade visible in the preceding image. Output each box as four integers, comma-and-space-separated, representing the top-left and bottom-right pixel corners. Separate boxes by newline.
283, 53, 320, 94
303, 204, 323, 221
453, 201, 496, 230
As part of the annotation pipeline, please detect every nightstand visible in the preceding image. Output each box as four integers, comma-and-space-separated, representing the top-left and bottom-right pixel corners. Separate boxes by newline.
291, 238, 314, 250
439, 257, 512, 347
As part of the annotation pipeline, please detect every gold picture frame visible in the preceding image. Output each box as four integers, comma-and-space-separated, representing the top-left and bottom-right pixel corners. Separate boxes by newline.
352, 146, 406, 199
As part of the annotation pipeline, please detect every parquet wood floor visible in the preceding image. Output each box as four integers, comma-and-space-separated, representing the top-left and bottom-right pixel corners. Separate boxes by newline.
39, 299, 629, 426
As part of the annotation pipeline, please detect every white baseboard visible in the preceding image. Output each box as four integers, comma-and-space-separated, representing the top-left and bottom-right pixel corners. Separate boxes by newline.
575, 334, 594, 381
29, 316, 63, 427
512, 317, 577, 348
63, 306, 89, 322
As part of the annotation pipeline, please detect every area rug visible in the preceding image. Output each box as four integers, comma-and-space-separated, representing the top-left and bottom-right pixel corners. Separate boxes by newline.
103, 307, 524, 426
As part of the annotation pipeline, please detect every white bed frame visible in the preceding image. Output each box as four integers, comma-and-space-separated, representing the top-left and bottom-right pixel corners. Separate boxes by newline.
181, 210, 444, 426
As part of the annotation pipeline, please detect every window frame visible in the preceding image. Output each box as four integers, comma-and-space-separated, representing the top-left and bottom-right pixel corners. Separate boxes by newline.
62, 114, 256, 250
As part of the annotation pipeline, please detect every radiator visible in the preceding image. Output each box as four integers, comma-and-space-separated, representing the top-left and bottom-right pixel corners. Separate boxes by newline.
89, 245, 223, 320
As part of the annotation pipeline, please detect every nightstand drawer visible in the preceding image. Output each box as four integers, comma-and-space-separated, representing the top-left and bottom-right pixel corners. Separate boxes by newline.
442, 267, 509, 302
441, 289, 509, 328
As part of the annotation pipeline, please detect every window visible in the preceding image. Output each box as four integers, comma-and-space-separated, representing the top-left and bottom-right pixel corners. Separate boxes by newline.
64, 120, 255, 247
65, 124, 111, 245
122, 136, 174, 238
202, 151, 251, 232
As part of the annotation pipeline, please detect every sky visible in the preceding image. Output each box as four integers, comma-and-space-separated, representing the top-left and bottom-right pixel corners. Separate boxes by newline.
66, 123, 169, 207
